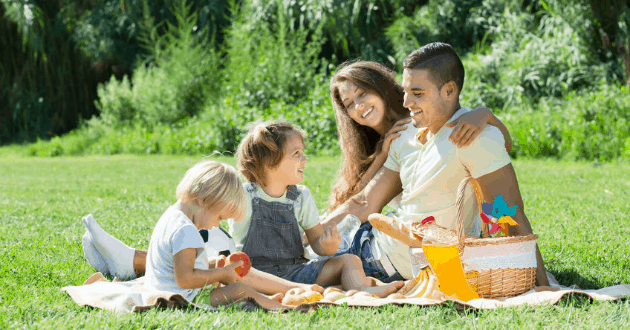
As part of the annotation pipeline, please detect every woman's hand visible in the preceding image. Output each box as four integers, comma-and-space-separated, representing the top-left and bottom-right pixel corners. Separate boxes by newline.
446, 106, 492, 148
382, 118, 411, 155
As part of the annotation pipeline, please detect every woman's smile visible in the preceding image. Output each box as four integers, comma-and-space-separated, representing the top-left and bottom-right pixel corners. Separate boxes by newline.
362, 107, 374, 118
337, 80, 386, 131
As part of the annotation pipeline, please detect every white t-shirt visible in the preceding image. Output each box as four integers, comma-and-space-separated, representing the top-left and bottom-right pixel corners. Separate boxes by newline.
378, 107, 511, 279
228, 183, 321, 251
145, 206, 208, 301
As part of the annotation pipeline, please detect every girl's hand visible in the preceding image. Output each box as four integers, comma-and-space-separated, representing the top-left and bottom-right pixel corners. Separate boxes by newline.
301, 231, 309, 247
446, 106, 491, 148
220, 261, 244, 285
382, 118, 411, 155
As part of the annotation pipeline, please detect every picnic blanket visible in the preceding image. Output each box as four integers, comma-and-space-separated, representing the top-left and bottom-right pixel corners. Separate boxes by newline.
62, 272, 630, 314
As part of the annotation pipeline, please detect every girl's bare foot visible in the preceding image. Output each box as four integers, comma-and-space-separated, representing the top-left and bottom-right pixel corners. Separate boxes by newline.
363, 281, 404, 298
367, 276, 385, 286
268, 293, 284, 303
300, 284, 324, 293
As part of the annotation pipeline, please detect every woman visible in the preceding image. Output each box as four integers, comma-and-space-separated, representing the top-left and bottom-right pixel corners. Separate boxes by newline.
82, 61, 512, 281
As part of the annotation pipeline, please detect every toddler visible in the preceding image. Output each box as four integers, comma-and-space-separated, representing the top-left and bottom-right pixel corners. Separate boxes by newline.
142, 160, 284, 308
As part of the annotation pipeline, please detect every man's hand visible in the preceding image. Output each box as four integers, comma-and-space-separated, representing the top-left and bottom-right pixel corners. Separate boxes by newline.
305, 224, 341, 256
317, 226, 341, 251
321, 167, 403, 229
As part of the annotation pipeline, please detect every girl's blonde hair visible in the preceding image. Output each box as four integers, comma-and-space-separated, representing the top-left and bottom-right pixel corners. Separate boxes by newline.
176, 160, 246, 221
236, 121, 306, 187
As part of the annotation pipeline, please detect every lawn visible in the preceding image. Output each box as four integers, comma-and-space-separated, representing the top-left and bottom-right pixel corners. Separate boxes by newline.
1, 155, 629, 329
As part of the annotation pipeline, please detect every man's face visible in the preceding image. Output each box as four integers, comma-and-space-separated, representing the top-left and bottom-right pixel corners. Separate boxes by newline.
402, 68, 450, 131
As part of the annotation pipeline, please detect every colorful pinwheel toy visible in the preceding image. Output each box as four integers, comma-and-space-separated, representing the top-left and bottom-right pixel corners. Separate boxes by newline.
480, 195, 519, 237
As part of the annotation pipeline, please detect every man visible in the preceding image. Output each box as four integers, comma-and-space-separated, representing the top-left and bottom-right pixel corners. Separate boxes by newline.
321, 42, 549, 286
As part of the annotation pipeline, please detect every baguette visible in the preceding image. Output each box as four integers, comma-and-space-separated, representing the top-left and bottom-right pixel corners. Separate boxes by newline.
368, 213, 423, 248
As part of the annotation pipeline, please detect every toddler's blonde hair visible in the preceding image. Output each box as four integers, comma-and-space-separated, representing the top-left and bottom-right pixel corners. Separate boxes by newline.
176, 160, 246, 221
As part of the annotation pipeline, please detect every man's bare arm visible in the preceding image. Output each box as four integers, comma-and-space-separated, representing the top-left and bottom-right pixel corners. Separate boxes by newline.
321, 167, 403, 228
475, 163, 550, 286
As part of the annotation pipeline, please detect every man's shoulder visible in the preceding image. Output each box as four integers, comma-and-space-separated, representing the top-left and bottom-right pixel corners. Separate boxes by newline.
480, 124, 504, 139
390, 122, 418, 153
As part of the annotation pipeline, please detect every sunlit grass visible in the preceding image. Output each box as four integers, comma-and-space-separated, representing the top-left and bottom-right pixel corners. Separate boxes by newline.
1, 156, 628, 329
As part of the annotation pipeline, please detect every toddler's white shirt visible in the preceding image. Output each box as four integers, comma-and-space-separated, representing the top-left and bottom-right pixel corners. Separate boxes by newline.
145, 206, 207, 301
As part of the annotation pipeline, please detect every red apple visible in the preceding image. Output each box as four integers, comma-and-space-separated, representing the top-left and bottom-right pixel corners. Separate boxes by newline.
226, 251, 251, 277
215, 255, 226, 268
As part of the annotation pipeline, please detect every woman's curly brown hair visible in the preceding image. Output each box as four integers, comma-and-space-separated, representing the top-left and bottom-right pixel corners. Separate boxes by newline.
328, 61, 408, 212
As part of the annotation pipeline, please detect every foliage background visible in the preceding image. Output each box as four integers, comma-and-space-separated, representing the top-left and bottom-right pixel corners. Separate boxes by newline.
2, 0, 630, 161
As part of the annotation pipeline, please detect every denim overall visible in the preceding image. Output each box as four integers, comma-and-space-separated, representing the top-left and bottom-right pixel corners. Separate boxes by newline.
241, 183, 327, 284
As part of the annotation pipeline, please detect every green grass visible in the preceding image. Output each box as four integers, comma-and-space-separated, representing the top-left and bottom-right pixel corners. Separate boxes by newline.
1, 155, 629, 329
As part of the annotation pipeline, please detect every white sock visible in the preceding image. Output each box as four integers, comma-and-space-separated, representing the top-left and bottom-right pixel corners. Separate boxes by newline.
82, 231, 109, 274
82, 214, 136, 279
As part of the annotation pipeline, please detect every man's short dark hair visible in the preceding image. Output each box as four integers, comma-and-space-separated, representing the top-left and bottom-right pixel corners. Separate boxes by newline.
404, 42, 465, 93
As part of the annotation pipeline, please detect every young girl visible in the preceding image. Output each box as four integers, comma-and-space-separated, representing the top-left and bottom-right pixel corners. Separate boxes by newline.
126, 160, 284, 308
230, 121, 402, 297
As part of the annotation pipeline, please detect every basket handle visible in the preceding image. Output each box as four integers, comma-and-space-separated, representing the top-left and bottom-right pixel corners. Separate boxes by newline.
455, 176, 488, 250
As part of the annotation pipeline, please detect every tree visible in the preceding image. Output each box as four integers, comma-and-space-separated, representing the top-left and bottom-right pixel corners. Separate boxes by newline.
589, 0, 630, 84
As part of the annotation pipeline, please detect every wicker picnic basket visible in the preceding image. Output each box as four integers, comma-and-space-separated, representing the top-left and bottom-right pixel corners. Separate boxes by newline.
409, 176, 537, 299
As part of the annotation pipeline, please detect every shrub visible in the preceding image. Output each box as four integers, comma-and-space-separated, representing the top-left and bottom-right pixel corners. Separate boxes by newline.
505, 85, 630, 161
461, 0, 625, 110
222, 0, 326, 110
94, 0, 221, 128
386, 0, 510, 69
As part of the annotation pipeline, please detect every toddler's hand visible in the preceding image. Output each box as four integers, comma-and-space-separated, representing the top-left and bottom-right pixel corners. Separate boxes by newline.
220, 260, 244, 285
318, 225, 341, 251
207, 256, 221, 269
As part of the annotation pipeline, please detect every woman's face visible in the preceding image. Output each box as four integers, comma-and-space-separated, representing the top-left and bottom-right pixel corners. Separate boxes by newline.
337, 80, 386, 131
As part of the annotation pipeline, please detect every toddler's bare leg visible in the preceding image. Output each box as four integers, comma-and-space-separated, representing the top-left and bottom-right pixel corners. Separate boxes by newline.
210, 283, 285, 309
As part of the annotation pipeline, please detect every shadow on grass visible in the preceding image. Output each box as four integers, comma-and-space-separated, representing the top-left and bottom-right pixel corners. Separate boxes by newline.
551, 269, 601, 290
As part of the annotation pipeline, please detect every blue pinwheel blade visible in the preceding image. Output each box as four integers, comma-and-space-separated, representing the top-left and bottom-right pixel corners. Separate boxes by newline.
482, 203, 493, 215
494, 195, 507, 215
504, 205, 518, 217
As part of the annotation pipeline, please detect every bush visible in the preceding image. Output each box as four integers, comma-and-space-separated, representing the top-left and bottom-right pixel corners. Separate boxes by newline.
222, 0, 326, 110
94, 0, 221, 128
386, 0, 510, 69
505, 85, 630, 161
1, 1, 99, 144
27, 86, 341, 158
461, 0, 625, 110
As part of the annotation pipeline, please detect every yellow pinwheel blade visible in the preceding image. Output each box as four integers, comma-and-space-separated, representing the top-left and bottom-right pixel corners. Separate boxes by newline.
498, 215, 518, 226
